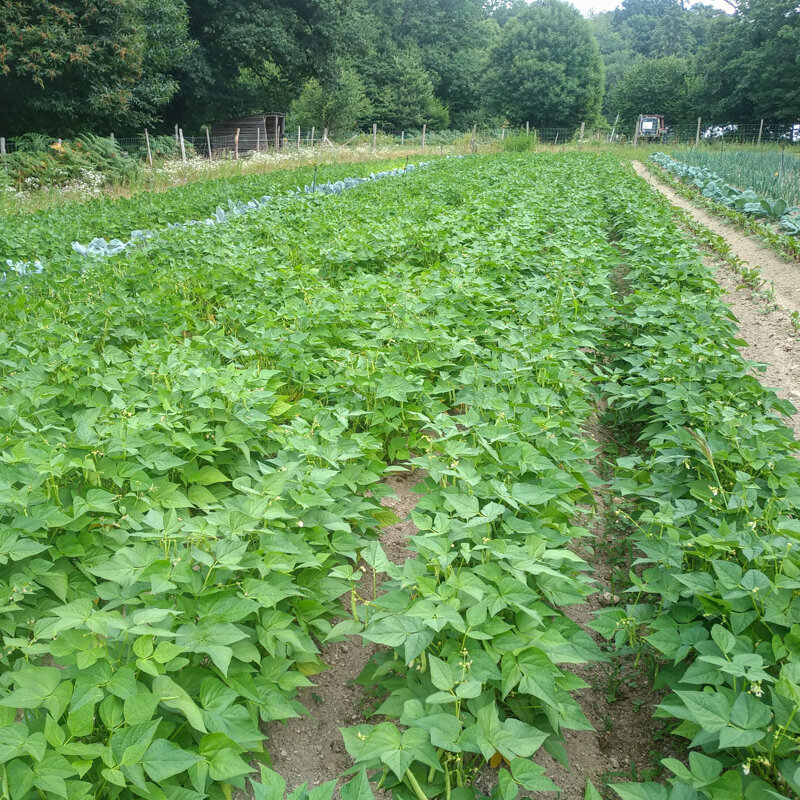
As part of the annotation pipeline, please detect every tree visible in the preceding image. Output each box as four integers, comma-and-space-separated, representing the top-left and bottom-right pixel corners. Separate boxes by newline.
367, 49, 450, 129
590, 0, 726, 122
129, 0, 196, 126
372, 0, 493, 128
168, 0, 346, 129
588, 12, 639, 115
694, 0, 800, 121
484, 0, 528, 28
0, 0, 140, 134
483, 0, 604, 129
339, 0, 493, 130
289, 63, 372, 133
0, 0, 194, 135
607, 55, 697, 127
589, 13, 637, 88
611, 0, 694, 58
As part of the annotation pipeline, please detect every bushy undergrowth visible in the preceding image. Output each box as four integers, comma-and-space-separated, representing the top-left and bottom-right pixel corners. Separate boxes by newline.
500, 130, 538, 152
2, 134, 147, 190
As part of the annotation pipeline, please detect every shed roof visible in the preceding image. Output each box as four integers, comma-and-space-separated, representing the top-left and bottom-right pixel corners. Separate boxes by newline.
212, 113, 284, 125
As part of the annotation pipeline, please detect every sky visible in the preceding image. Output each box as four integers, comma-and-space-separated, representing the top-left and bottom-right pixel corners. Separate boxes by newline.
570, 0, 734, 16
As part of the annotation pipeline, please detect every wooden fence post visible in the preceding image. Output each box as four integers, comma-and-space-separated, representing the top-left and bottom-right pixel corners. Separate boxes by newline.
526, 121, 530, 136
205, 127, 212, 161
144, 128, 153, 166
174, 124, 179, 142
757, 119, 764, 147
256, 128, 260, 152
179, 128, 187, 162
609, 112, 619, 142
401, 131, 405, 147
501, 128, 506, 140
311, 126, 315, 148
695, 117, 701, 147
554, 133, 559, 145
471, 123, 477, 153
323, 127, 328, 146
780, 140, 786, 180
1, 137, 6, 156
297, 126, 301, 149
422, 124, 426, 151
234, 128, 240, 160
372, 123, 377, 152
579, 121, 586, 141
273, 115, 279, 149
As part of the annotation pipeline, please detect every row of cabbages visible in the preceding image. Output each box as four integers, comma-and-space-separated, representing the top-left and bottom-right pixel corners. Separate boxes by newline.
650, 152, 800, 235
4, 163, 428, 277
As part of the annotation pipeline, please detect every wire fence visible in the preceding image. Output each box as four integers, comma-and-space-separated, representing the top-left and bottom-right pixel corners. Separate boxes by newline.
2, 121, 798, 159
655, 121, 800, 147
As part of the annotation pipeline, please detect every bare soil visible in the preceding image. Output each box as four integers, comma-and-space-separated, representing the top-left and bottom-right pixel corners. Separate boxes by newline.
262, 471, 423, 794
519, 418, 680, 800
633, 162, 800, 439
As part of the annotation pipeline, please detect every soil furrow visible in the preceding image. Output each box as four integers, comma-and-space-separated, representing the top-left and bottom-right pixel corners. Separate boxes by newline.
262, 471, 423, 794
519, 414, 680, 799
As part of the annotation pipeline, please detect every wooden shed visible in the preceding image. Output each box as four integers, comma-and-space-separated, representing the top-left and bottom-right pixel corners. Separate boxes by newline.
210, 113, 285, 152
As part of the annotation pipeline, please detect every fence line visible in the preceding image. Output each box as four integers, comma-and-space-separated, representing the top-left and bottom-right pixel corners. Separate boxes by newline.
2, 121, 798, 158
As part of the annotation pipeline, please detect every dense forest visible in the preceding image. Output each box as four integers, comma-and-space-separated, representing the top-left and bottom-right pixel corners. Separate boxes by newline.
0, 0, 797, 137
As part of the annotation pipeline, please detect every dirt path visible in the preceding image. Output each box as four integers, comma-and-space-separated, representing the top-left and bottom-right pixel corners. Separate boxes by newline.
632, 162, 800, 312
712, 268, 800, 440
263, 471, 421, 793
633, 161, 800, 440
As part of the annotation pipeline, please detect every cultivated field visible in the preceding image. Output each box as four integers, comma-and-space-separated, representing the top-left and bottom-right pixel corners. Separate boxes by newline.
671, 146, 800, 207
1, 153, 798, 800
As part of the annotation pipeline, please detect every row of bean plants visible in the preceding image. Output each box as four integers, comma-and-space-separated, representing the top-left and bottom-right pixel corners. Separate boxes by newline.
594, 170, 800, 800
336, 156, 624, 800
